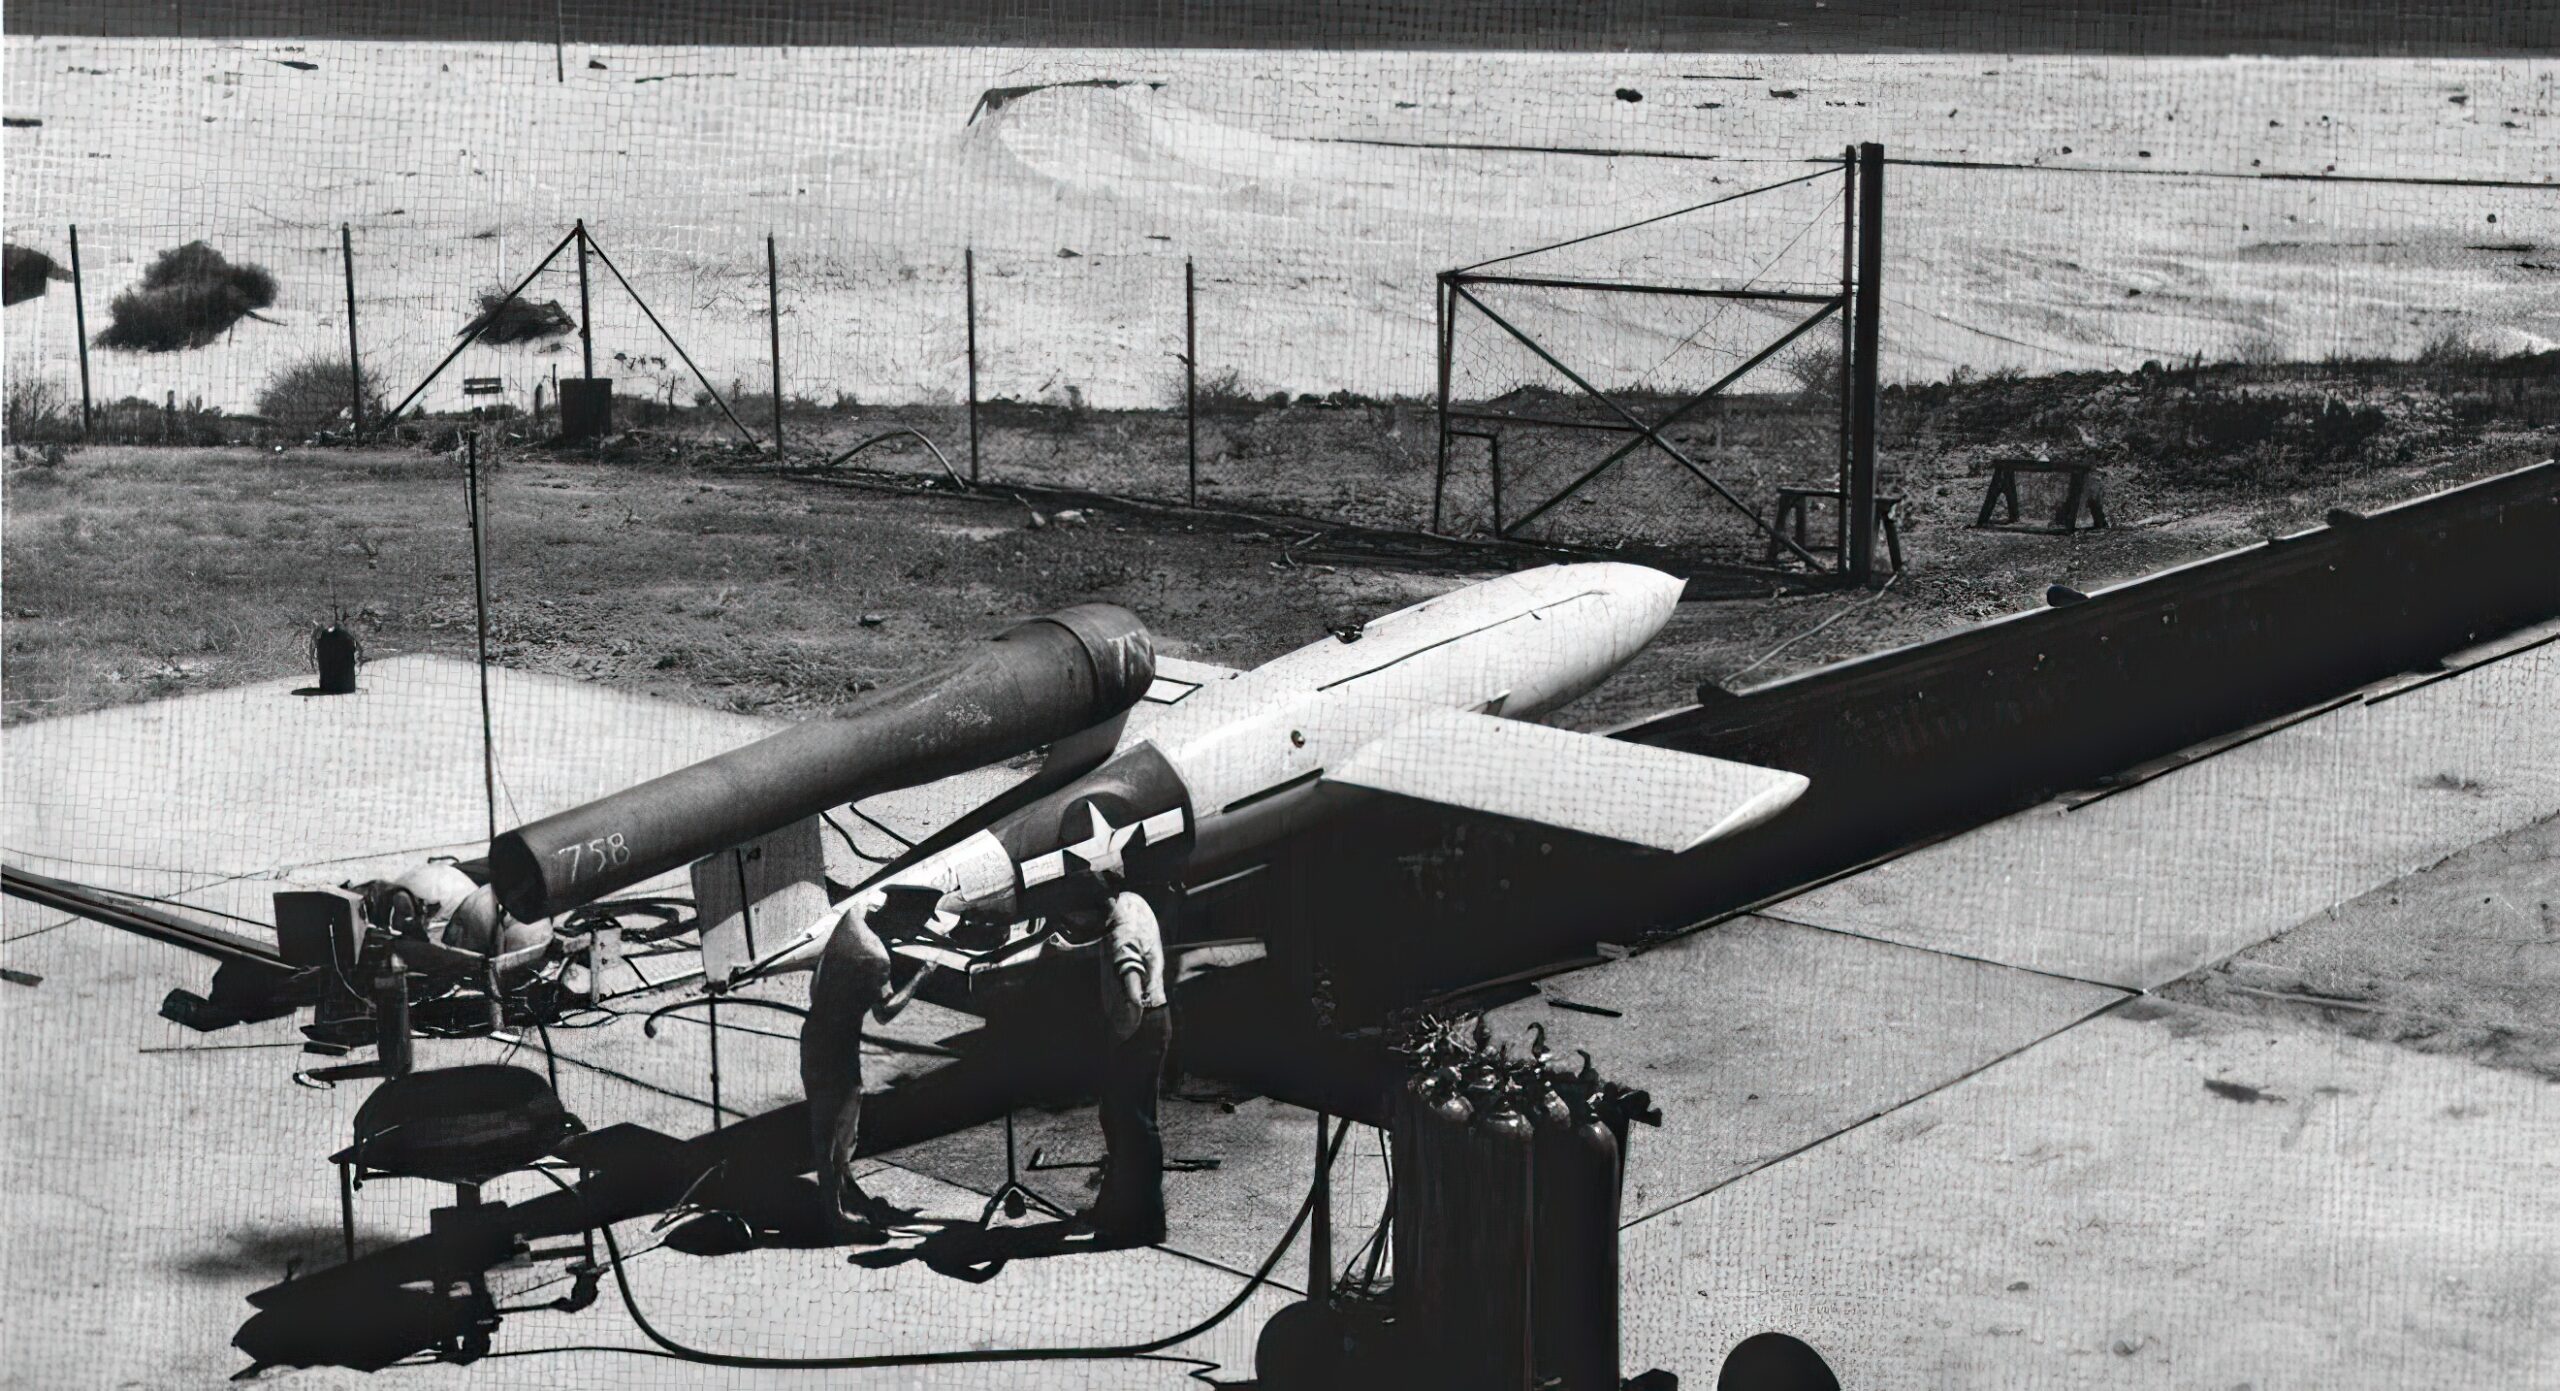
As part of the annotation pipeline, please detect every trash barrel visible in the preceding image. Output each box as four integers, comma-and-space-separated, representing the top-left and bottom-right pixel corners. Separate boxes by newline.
559, 377, 613, 442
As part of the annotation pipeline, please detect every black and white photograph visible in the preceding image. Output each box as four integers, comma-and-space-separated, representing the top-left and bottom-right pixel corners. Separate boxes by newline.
2, 3, 2554, 1387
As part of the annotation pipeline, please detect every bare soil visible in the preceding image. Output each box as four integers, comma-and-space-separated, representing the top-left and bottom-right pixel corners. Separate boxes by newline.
5, 356, 2551, 733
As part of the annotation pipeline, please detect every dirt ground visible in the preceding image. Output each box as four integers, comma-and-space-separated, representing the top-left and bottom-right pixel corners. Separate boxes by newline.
6, 355, 2553, 733
2161, 812, 2560, 1083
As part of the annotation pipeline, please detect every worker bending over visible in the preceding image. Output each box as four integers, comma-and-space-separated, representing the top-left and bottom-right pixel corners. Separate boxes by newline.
800, 892, 902, 1242
1066, 867, 1172, 1245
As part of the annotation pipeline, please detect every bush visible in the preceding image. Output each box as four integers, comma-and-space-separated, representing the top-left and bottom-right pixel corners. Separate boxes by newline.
1779, 341, 1844, 399
255, 355, 385, 436
2413, 327, 2497, 366
5, 375, 74, 443
95, 241, 278, 352
459, 286, 575, 344
3, 244, 66, 306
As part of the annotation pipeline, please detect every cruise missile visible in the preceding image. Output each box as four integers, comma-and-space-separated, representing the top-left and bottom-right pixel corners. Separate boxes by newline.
764, 563, 1809, 978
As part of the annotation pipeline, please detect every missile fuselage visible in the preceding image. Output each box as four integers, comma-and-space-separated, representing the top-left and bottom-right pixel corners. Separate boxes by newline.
839, 563, 1686, 944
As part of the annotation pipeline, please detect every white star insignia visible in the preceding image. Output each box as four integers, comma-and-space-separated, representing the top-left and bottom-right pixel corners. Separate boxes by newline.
1061, 802, 1137, 874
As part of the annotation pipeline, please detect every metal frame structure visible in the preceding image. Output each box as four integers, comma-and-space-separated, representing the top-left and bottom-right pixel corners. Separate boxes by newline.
1434, 144, 1887, 584
376, 221, 761, 448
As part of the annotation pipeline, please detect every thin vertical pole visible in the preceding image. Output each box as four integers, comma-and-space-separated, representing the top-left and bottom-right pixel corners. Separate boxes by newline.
1184, 258, 1198, 507
1847, 143, 1886, 587
1309, 1111, 1333, 1302
964, 247, 980, 485
342, 224, 366, 436
68, 225, 93, 436
767, 234, 785, 456
1431, 275, 1454, 534
553, 0, 566, 82
466, 433, 497, 844
575, 220, 594, 381
1837, 147, 1856, 569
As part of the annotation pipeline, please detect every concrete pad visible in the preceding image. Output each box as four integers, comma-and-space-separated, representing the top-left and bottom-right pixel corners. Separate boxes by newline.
1775, 642, 2560, 989
887, 1092, 1397, 1289
3, 655, 785, 931
347, 1159, 1294, 1391
1484, 917, 2126, 1222
1, 910, 1274, 1389
1621, 999, 2560, 1389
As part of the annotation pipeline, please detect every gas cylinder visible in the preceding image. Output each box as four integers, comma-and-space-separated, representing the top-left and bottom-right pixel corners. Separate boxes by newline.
1468, 1080, 1538, 1391
1411, 1054, 1477, 1369
1392, 1023, 1458, 1309
1556, 1053, 1626, 1391
1521, 1061, 1577, 1389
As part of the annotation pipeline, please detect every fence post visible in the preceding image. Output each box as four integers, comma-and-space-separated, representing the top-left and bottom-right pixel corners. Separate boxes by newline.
1846, 142, 1886, 587
575, 219, 595, 380
1837, 146, 1857, 568
68, 224, 94, 436
342, 224, 366, 436
1185, 258, 1198, 506
964, 247, 980, 486
767, 233, 784, 456
1431, 273, 1454, 534
465, 431, 497, 845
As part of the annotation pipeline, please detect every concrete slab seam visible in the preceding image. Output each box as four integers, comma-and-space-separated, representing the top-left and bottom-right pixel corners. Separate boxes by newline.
1620, 992, 2137, 1232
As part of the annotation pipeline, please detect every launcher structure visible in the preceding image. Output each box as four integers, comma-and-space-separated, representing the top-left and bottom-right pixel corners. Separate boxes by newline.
1434, 143, 1887, 585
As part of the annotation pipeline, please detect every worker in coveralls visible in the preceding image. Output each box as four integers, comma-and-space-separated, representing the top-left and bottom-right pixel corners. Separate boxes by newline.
801, 892, 898, 1242
1063, 867, 1172, 1245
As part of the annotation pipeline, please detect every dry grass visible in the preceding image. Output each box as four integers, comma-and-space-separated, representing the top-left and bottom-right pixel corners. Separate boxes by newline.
5, 349, 2551, 729
2, 243, 66, 306
94, 241, 278, 352
458, 285, 576, 345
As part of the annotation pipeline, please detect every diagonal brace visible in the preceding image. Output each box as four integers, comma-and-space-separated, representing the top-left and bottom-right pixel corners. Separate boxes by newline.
582, 232, 764, 449
1457, 283, 1840, 567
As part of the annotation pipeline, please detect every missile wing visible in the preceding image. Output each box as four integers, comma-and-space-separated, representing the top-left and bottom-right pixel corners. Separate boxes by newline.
1326, 709, 1808, 854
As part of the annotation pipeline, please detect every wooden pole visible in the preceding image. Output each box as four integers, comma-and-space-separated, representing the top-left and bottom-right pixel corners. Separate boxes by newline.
466, 432, 497, 845
68, 224, 93, 436
342, 224, 366, 436
1184, 258, 1198, 506
575, 220, 595, 381
964, 247, 980, 485
767, 234, 785, 456
1847, 142, 1886, 587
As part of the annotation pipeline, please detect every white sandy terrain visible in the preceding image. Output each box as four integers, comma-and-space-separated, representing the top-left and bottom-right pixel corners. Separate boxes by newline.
3, 41, 2553, 413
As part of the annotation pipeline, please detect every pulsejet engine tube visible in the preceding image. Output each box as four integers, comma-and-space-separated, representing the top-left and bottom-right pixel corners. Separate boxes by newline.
487, 605, 1156, 923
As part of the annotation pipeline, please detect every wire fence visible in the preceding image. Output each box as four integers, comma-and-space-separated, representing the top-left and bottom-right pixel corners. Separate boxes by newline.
5, 41, 2553, 568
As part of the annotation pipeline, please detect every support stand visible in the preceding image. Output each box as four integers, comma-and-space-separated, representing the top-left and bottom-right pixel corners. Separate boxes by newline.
976, 1111, 1072, 1228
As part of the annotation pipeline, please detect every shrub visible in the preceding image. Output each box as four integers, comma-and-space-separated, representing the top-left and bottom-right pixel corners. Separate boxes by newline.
458, 286, 576, 344
5, 375, 73, 443
2413, 327, 2496, 366
255, 354, 386, 436
3, 244, 66, 306
1779, 341, 1844, 399
95, 241, 278, 351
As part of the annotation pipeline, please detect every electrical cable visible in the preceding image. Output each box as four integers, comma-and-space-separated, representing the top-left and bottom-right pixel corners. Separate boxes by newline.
581, 1117, 1351, 1371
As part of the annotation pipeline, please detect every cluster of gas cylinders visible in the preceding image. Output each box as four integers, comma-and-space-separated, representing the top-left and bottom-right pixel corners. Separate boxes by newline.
1393, 1015, 1656, 1391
